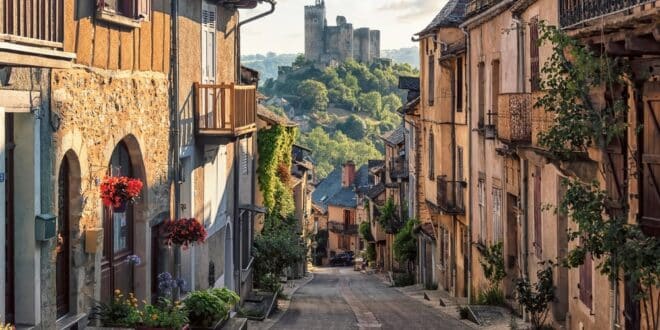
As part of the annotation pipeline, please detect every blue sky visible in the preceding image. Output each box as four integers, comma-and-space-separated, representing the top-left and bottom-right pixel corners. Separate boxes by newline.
240, 0, 446, 55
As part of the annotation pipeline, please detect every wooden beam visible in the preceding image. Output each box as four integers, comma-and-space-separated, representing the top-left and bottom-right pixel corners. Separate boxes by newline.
0, 89, 40, 111
626, 34, 660, 54
0, 50, 72, 68
605, 41, 634, 56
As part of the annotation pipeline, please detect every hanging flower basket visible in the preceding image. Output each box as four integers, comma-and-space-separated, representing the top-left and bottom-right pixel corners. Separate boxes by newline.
100, 176, 143, 213
165, 218, 207, 248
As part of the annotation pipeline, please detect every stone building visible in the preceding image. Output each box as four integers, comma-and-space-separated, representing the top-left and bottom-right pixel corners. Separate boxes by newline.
304, 0, 381, 65
414, 0, 470, 299
0, 0, 267, 327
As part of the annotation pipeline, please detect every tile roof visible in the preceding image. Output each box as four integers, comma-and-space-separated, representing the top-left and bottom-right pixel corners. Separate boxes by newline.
381, 125, 405, 146
326, 188, 358, 208
417, 0, 469, 35
416, 222, 437, 240
365, 183, 385, 200
312, 168, 343, 213
400, 96, 421, 114
312, 164, 375, 212
257, 105, 297, 127
398, 76, 420, 91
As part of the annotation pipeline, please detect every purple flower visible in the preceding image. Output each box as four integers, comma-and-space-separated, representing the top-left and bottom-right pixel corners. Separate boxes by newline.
176, 278, 188, 291
126, 254, 141, 266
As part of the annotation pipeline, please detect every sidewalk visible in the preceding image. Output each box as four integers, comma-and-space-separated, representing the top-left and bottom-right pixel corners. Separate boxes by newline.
246, 272, 315, 330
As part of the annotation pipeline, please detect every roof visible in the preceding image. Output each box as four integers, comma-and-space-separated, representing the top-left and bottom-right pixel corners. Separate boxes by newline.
415, 222, 437, 240
400, 96, 421, 115
354, 165, 372, 193
417, 0, 469, 35
312, 169, 343, 213
326, 188, 358, 208
257, 105, 297, 127
381, 125, 405, 146
398, 76, 420, 91
368, 160, 384, 170
365, 183, 385, 200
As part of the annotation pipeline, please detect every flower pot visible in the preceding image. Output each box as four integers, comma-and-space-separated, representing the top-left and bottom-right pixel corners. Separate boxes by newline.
113, 200, 128, 213
189, 318, 227, 330
136, 326, 189, 330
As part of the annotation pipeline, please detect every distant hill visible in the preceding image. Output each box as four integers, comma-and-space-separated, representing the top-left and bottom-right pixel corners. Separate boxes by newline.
241, 47, 419, 81
382, 47, 419, 69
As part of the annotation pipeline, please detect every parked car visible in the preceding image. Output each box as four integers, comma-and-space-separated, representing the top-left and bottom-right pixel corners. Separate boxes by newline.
330, 252, 354, 266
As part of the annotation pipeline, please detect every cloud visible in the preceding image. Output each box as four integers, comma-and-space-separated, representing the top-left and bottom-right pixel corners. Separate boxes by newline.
377, 0, 443, 23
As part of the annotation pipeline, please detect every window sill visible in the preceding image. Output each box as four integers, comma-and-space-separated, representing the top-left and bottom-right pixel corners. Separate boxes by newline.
96, 10, 142, 28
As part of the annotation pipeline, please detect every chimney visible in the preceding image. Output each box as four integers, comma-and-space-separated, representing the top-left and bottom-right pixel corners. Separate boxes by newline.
342, 160, 356, 188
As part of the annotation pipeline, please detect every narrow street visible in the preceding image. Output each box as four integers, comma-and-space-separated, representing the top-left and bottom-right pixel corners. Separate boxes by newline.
270, 267, 471, 330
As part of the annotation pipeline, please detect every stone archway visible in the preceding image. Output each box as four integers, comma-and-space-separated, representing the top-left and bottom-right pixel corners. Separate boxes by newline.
56, 150, 83, 319
101, 135, 150, 302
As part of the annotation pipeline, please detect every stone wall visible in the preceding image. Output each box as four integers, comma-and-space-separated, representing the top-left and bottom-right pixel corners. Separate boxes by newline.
50, 67, 171, 314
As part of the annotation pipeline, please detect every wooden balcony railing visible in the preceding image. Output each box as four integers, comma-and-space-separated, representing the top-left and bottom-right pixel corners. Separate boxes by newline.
328, 221, 358, 235
437, 176, 466, 215
559, 0, 655, 28
194, 83, 257, 140
389, 158, 408, 180
1, 0, 64, 47
531, 91, 555, 148
497, 93, 532, 143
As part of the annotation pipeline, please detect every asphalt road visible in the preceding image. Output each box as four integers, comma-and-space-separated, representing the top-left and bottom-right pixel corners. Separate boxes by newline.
270, 267, 471, 330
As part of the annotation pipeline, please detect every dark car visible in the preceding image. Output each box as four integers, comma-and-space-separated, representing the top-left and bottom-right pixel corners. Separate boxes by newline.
330, 252, 354, 266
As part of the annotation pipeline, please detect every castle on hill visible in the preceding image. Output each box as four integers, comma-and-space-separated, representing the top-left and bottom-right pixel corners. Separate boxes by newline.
304, 0, 381, 65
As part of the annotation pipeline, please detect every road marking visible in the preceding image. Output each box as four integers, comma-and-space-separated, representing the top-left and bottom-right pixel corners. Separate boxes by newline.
339, 277, 382, 329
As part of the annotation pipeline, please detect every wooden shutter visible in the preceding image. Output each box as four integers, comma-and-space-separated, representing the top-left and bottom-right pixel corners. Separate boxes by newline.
478, 62, 486, 127
201, 2, 217, 84
641, 81, 660, 236
137, 0, 151, 20
478, 179, 486, 241
530, 17, 540, 92
579, 252, 593, 309
456, 57, 463, 112
428, 131, 435, 179
492, 187, 503, 242
491, 60, 500, 127
534, 166, 542, 256
428, 55, 435, 106
240, 138, 249, 175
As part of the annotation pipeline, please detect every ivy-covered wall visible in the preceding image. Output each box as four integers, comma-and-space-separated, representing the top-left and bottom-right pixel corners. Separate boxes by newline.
257, 125, 298, 220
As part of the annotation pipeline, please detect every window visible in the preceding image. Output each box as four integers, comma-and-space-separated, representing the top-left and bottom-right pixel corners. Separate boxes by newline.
478, 179, 486, 241
428, 55, 435, 106
492, 187, 503, 242
240, 138, 249, 175
439, 227, 449, 268
456, 146, 464, 208
490, 60, 500, 127
579, 252, 593, 309
98, 0, 151, 20
428, 131, 435, 180
478, 62, 486, 127
456, 57, 463, 112
534, 166, 542, 256
530, 17, 540, 92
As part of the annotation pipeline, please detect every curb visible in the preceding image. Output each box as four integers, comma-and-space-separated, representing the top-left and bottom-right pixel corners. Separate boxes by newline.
249, 273, 315, 330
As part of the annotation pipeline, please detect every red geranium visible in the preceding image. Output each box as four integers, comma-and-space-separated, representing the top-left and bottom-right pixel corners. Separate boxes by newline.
165, 218, 207, 248
100, 176, 143, 208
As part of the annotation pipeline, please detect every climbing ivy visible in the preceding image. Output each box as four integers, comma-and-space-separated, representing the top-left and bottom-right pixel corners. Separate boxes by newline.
257, 125, 298, 220
537, 23, 659, 328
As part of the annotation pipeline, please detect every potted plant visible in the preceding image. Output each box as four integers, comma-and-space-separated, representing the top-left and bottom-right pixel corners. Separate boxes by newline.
89, 290, 141, 328
183, 290, 229, 329
165, 218, 207, 248
137, 298, 188, 330
100, 176, 143, 213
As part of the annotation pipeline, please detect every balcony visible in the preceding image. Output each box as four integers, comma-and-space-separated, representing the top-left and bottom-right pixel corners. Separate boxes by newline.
497, 93, 532, 143
531, 92, 555, 148
436, 176, 466, 215
389, 158, 408, 180
1, 0, 64, 46
194, 83, 257, 142
560, 0, 655, 28
328, 221, 359, 235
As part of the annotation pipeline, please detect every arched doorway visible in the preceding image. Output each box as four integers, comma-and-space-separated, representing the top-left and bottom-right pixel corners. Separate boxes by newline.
101, 141, 138, 301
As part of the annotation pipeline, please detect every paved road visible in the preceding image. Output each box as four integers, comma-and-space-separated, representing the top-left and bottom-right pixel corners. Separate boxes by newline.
271, 267, 470, 330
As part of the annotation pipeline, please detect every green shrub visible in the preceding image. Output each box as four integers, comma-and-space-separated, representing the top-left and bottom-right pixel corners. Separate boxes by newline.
392, 272, 415, 287
365, 243, 376, 263
140, 298, 188, 329
393, 218, 418, 273
258, 273, 282, 294
457, 306, 470, 320
476, 286, 505, 306
183, 290, 228, 327
209, 287, 240, 307
515, 262, 555, 329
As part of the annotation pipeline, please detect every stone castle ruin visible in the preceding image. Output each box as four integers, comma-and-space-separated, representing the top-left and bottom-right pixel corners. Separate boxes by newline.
304, 0, 381, 65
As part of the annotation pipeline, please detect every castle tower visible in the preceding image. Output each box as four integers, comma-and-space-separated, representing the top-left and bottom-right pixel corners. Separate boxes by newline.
304, 0, 326, 62
369, 30, 381, 61
353, 28, 371, 63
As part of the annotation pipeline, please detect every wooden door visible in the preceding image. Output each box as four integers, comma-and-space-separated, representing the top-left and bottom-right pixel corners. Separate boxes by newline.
56, 157, 71, 318
4, 114, 14, 323
641, 81, 660, 236
504, 194, 519, 298
101, 142, 135, 301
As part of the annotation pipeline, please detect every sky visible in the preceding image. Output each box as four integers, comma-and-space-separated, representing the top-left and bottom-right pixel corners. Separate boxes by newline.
240, 0, 447, 55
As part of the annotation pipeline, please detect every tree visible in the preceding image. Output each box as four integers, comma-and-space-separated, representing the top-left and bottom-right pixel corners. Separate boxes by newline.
477, 242, 506, 306
358, 91, 382, 116
515, 261, 555, 329
298, 80, 329, 113
337, 115, 367, 140
382, 93, 403, 113
393, 218, 418, 273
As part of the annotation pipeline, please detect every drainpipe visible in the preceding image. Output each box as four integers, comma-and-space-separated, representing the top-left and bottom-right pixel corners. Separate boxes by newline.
461, 26, 473, 304
233, 0, 277, 82
171, 0, 182, 298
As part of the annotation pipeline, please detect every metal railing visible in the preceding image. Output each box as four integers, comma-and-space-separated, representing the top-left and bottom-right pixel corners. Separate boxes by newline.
560, 0, 654, 27
1, 0, 64, 46
497, 93, 532, 143
194, 83, 257, 137
436, 176, 466, 215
